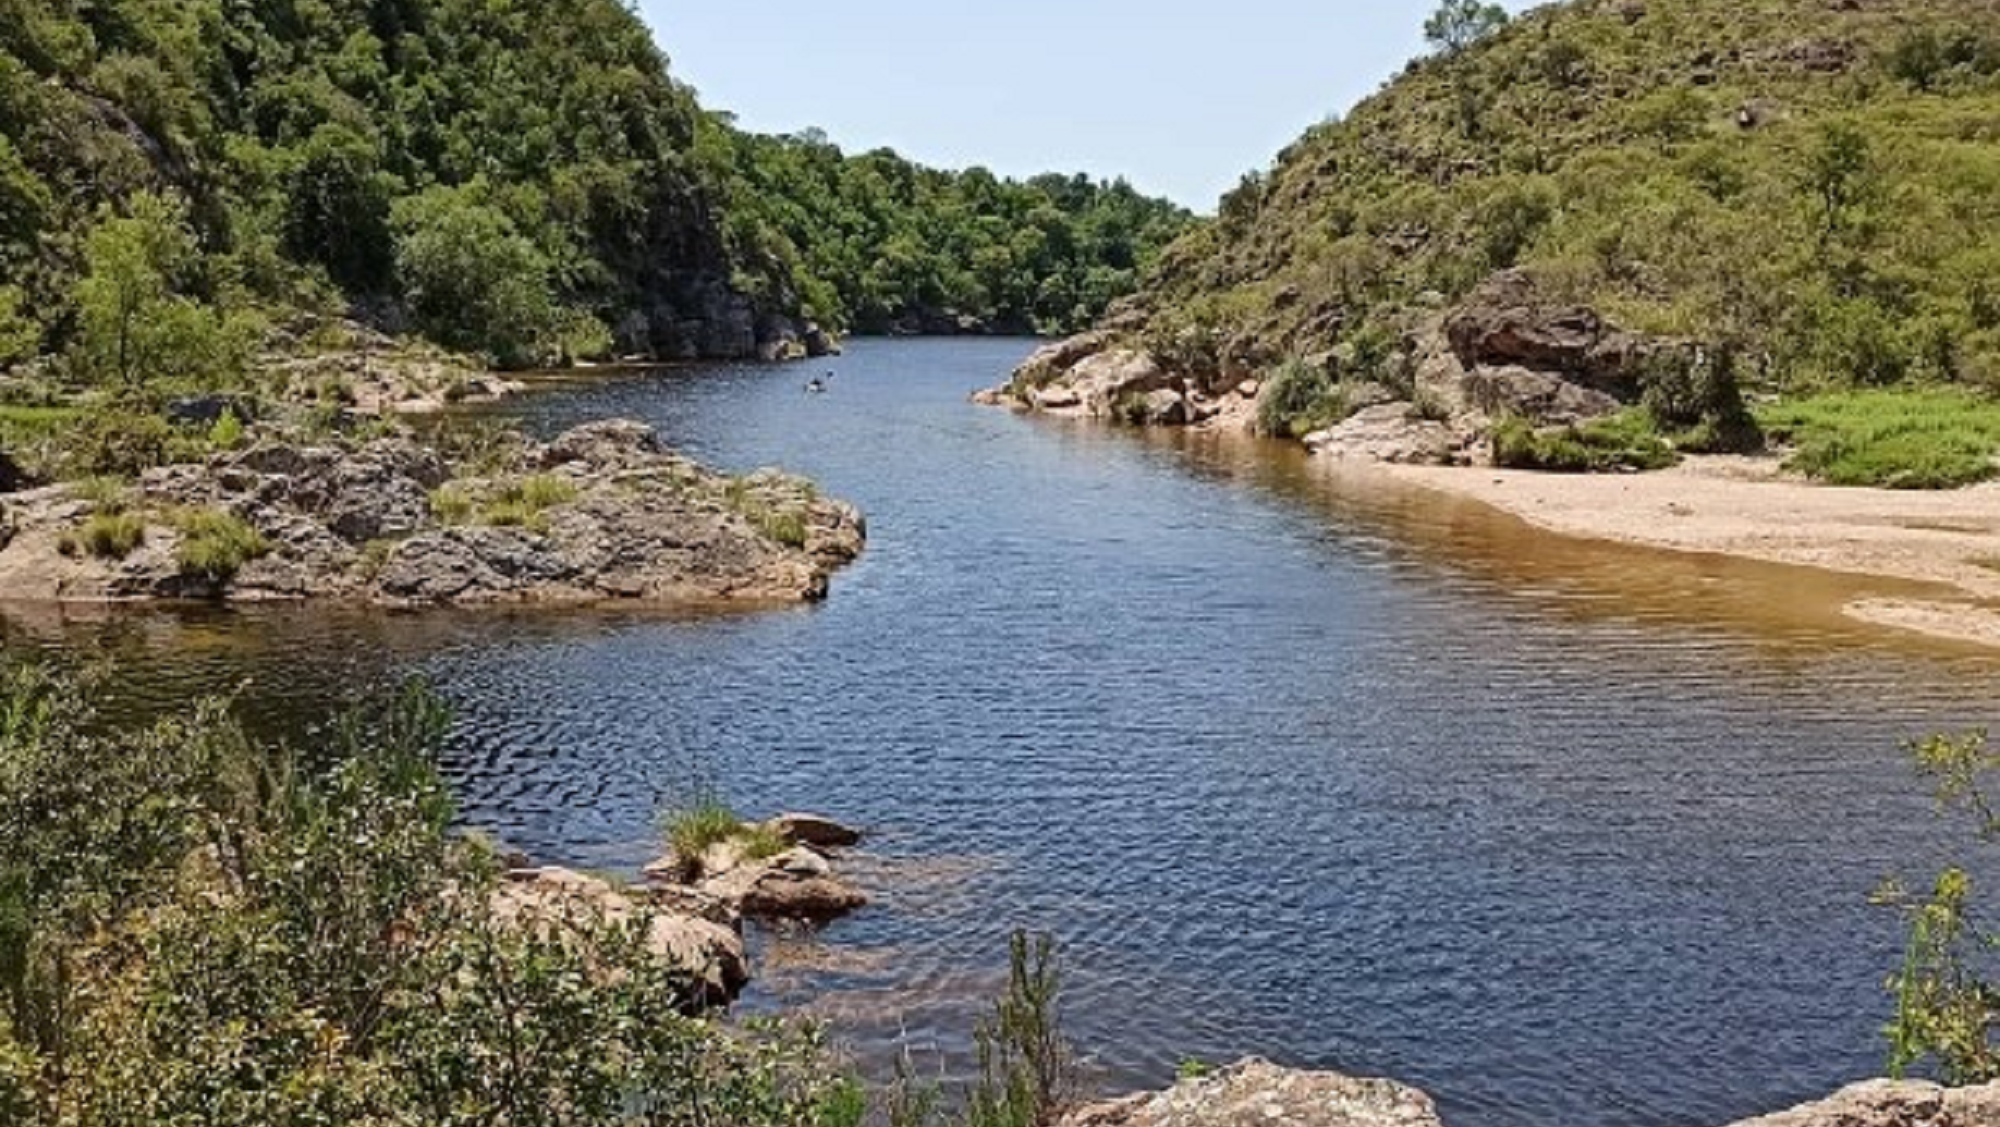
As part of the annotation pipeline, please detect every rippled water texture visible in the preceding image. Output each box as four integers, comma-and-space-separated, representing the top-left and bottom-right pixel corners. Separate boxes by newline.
8, 338, 2000, 1127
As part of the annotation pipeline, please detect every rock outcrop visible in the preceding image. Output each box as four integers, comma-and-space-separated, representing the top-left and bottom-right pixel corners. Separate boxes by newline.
0, 420, 864, 606
982, 271, 1748, 470
644, 814, 868, 923
1064, 1064, 2000, 1127
1718, 1079, 2000, 1127
1062, 1061, 1442, 1127
493, 866, 749, 1006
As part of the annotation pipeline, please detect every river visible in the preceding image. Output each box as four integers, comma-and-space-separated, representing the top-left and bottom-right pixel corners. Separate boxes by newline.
6, 338, 1998, 1127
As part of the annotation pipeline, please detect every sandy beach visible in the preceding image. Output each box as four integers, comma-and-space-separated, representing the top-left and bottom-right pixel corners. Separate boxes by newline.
1379, 454, 2000, 650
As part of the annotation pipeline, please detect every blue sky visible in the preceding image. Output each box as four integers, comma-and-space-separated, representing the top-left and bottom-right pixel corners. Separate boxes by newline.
638, 3, 1522, 212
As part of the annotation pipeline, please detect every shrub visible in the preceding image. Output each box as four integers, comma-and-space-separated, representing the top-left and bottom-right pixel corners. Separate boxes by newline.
1880, 730, 2000, 1083
208, 407, 245, 450
173, 507, 270, 582
0, 668, 861, 1127
1256, 358, 1346, 438
1491, 410, 1680, 473
1758, 389, 2000, 489
58, 511, 146, 559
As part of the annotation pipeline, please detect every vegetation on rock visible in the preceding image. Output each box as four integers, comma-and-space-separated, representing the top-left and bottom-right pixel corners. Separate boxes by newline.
1079, 0, 2000, 483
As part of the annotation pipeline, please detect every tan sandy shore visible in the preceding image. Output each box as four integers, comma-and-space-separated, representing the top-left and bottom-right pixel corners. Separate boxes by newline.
1378, 454, 2000, 650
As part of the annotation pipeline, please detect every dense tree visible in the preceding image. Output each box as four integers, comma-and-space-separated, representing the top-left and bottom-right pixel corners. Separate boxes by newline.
69, 191, 251, 388
0, 0, 1191, 372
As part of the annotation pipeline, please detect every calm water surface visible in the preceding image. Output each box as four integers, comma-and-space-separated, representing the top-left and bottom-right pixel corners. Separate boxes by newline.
7, 338, 2000, 1127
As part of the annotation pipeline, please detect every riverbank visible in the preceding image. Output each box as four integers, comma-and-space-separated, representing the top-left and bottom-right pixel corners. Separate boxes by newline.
1372, 454, 2000, 650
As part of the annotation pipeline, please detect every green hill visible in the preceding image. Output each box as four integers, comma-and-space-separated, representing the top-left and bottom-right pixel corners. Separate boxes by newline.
1060, 0, 2000, 481
0, 0, 1190, 375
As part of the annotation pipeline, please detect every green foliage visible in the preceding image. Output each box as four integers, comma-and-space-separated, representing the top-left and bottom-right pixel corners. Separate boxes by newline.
0, 0, 1188, 370
207, 408, 244, 450
724, 479, 814, 549
1125, 0, 2000, 410
1491, 410, 1681, 473
1881, 730, 2000, 1084
1758, 389, 2000, 488
393, 185, 561, 369
0, 285, 36, 368
0, 667, 859, 1127
1256, 359, 1350, 438
1425, 0, 1511, 57
58, 511, 146, 560
428, 484, 475, 525
662, 798, 745, 877
701, 127, 1194, 335
172, 507, 271, 583
69, 192, 254, 389
966, 931, 1077, 1127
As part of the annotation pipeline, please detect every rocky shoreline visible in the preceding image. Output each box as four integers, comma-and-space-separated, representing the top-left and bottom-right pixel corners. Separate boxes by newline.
494, 812, 871, 1008
1065, 1060, 2000, 1127
980, 270, 1743, 469
0, 419, 863, 607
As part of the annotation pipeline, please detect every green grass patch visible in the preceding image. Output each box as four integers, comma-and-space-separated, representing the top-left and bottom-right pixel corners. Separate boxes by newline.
174, 508, 271, 582
59, 511, 146, 560
723, 479, 812, 549
662, 798, 744, 868
1758, 390, 2000, 489
736, 823, 792, 863
1491, 410, 1681, 473
428, 484, 475, 524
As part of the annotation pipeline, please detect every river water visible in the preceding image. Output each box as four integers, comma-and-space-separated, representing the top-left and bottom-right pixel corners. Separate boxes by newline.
7, 338, 1999, 1127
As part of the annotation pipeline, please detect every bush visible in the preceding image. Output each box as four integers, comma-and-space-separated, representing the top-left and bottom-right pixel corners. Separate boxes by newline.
1491, 410, 1680, 473
1759, 389, 2000, 489
173, 508, 271, 582
393, 185, 559, 369
0, 668, 860, 1127
1880, 730, 2000, 1083
1256, 358, 1348, 438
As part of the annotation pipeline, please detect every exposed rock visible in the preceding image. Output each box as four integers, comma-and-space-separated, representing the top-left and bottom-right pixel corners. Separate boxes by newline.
802, 322, 842, 358
1442, 270, 1650, 399
491, 867, 749, 1005
1061, 1060, 1442, 1127
165, 393, 258, 428
1065, 1065, 2000, 1127
645, 814, 869, 923
703, 847, 869, 920
765, 813, 864, 849
0, 449, 23, 494
1717, 1079, 2000, 1127
1304, 405, 1466, 465
0, 420, 864, 607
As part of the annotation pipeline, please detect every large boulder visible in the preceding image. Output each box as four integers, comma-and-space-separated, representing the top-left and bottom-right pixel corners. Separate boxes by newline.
1062, 1060, 1442, 1127
1304, 404, 1465, 465
1442, 269, 1650, 398
765, 813, 864, 849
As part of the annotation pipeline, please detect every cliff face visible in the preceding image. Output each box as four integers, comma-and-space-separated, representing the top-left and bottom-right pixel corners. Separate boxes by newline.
1012, 0, 2000, 442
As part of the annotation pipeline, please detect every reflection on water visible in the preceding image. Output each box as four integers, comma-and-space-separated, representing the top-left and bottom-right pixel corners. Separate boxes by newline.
6, 338, 1999, 1127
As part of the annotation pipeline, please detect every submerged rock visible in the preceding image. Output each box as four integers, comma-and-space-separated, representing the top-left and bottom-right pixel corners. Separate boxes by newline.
766, 812, 864, 849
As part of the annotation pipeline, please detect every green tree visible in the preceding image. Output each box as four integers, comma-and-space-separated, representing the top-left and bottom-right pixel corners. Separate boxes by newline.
1424, 0, 1510, 57
283, 122, 398, 293
392, 184, 558, 368
70, 192, 250, 389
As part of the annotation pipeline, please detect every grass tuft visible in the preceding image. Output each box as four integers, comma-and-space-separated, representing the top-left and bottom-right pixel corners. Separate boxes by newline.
59, 511, 146, 560
662, 798, 744, 873
174, 508, 271, 582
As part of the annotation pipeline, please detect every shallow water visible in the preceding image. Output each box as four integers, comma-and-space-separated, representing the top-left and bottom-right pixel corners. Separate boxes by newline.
8, 338, 2000, 1127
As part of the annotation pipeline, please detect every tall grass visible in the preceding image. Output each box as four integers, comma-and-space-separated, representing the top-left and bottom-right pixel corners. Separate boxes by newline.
1759, 389, 2000, 489
174, 508, 271, 581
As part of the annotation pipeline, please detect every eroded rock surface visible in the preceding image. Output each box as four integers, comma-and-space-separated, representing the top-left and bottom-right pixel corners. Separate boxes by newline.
1062, 1060, 1443, 1127
491, 866, 749, 1005
645, 814, 868, 923
0, 419, 863, 606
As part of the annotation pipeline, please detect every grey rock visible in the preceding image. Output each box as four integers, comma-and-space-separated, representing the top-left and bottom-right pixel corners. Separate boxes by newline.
1062, 1060, 1442, 1127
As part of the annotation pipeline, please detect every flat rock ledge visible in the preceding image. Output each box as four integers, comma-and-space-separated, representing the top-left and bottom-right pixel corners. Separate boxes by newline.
644, 813, 869, 923
0, 419, 864, 606
1063, 1063, 2000, 1127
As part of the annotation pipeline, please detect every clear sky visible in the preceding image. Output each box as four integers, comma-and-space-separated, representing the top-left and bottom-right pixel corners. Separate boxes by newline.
638, 3, 1523, 213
